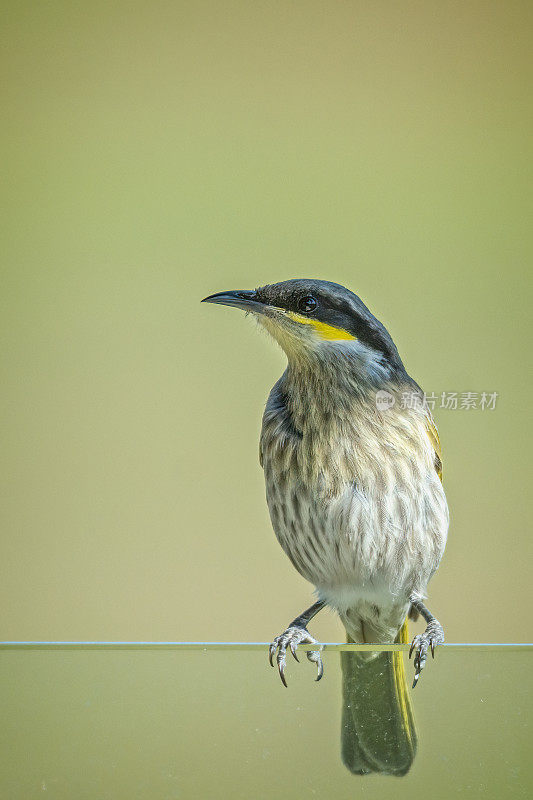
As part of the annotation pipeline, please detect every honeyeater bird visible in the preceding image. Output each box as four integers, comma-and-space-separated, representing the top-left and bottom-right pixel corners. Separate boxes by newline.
202, 279, 449, 775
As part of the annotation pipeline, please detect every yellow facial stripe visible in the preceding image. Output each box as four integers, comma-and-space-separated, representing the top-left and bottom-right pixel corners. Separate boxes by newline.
285, 311, 356, 340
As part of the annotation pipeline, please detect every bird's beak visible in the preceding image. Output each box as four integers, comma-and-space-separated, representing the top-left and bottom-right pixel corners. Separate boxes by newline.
201, 290, 266, 314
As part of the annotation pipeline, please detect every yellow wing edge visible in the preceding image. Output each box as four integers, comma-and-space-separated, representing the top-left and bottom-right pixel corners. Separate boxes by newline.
425, 414, 443, 481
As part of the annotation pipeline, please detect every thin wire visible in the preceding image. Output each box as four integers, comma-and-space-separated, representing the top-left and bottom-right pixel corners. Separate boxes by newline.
0, 641, 531, 647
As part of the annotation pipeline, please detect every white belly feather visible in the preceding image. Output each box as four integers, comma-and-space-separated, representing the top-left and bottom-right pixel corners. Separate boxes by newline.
261, 386, 449, 641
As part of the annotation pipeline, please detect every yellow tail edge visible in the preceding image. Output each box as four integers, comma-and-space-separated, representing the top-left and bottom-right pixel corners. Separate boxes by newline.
393, 618, 416, 753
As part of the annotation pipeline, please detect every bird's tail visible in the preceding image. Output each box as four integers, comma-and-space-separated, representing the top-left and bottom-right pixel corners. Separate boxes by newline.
340, 618, 417, 776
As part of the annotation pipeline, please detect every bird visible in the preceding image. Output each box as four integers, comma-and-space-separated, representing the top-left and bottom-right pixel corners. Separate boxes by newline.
202, 278, 448, 775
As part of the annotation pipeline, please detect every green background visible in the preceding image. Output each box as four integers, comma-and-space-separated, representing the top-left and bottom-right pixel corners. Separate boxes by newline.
2, 1, 531, 643
1, 645, 531, 798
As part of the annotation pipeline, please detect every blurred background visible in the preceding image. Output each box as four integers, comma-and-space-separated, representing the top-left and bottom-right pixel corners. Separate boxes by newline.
1, 1, 531, 643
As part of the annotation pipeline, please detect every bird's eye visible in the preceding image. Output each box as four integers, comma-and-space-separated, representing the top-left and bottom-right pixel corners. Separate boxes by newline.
297, 295, 318, 314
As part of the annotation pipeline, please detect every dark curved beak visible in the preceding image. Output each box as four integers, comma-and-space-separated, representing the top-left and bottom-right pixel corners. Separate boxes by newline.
201, 290, 265, 314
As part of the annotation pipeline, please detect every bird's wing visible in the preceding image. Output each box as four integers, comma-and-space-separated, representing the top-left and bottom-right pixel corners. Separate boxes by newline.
425, 414, 443, 481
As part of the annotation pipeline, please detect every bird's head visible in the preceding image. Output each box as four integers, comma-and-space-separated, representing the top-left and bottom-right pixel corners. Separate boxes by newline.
202, 278, 405, 378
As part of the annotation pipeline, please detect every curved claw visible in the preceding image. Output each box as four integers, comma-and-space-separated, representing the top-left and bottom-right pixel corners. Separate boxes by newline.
277, 651, 288, 687
268, 626, 323, 686
315, 654, 324, 682
410, 637, 430, 687
306, 649, 324, 682
409, 618, 444, 687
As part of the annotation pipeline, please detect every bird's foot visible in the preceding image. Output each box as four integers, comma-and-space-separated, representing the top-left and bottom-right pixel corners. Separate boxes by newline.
268, 625, 324, 687
409, 619, 444, 688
